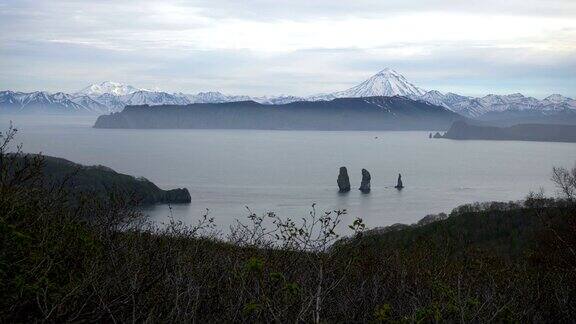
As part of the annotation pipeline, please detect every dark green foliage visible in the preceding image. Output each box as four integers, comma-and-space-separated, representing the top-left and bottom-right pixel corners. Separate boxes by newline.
1, 126, 576, 322
356, 200, 559, 258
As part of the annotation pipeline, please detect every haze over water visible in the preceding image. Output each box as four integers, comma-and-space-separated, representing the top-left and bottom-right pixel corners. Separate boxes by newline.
4, 115, 576, 232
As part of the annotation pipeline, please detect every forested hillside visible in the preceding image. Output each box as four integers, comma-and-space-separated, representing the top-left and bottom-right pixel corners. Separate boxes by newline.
1, 126, 575, 322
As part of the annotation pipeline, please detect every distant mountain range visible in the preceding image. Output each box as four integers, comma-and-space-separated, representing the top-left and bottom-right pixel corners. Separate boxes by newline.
2, 69, 575, 119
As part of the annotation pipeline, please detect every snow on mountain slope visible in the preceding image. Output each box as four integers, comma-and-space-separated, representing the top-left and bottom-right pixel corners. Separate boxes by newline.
121, 90, 190, 106
418, 90, 450, 108
430, 92, 574, 117
183, 91, 306, 105
330, 68, 426, 98
471, 93, 540, 114
186, 91, 251, 104
444, 98, 486, 118
253, 95, 306, 105
27, 92, 92, 113
70, 94, 111, 113
0, 90, 93, 113
92, 93, 128, 112
541, 94, 576, 110
442, 92, 473, 106
0, 91, 25, 112
78, 81, 140, 97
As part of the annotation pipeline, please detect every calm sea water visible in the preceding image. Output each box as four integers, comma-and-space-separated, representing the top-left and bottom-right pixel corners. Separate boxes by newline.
3, 115, 576, 233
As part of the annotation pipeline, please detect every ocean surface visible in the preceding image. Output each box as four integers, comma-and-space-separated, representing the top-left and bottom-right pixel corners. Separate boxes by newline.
3, 115, 576, 233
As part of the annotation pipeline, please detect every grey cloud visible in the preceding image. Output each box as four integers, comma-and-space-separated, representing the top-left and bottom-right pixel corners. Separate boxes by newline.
0, 0, 574, 98
179, 0, 576, 20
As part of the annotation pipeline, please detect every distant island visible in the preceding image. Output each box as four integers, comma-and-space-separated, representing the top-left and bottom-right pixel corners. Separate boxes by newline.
441, 121, 576, 143
13, 154, 191, 204
93, 96, 463, 130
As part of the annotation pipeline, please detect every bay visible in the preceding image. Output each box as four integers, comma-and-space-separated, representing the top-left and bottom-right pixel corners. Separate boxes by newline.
3, 115, 575, 233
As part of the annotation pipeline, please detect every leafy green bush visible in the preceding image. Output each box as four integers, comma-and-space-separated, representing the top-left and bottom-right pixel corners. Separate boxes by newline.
1, 124, 575, 322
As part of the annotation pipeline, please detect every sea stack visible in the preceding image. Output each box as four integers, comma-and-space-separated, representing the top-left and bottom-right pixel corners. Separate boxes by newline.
337, 167, 351, 192
359, 169, 371, 193
395, 173, 404, 190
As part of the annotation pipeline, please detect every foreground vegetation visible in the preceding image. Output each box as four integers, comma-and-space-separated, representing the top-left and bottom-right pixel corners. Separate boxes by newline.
1, 126, 576, 322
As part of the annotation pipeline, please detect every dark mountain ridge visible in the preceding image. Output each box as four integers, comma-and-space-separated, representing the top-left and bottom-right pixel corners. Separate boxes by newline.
94, 95, 464, 130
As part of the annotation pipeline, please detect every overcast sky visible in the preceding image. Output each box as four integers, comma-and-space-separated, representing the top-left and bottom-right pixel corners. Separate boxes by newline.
1, 0, 575, 98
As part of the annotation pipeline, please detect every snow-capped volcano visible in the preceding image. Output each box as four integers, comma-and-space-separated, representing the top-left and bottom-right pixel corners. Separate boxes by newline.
303, 69, 573, 118
332, 68, 426, 98
78, 81, 140, 97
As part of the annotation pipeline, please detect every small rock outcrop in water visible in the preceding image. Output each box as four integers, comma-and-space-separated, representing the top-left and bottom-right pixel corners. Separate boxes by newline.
359, 169, 371, 193
395, 173, 404, 190
337, 167, 351, 192
429, 133, 432, 138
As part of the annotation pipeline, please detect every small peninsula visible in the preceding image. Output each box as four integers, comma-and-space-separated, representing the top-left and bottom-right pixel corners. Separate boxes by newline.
11, 154, 191, 204
442, 121, 576, 143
